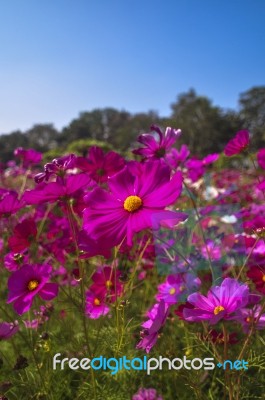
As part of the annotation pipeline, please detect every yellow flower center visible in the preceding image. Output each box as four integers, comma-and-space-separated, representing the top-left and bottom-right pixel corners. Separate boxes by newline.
123, 195, 142, 212
169, 288, 176, 295
27, 280, 39, 291
213, 305, 225, 315
246, 317, 251, 323
106, 280, 112, 289
262, 275, 265, 283
179, 285, 186, 292
94, 298, 101, 306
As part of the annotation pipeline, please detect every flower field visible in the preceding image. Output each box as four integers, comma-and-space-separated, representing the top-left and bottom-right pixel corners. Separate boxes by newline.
1, 127, 265, 400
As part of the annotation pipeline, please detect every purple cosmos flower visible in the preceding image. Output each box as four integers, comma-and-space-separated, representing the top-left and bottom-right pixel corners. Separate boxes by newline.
224, 130, 250, 156
7, 264, 59, 315
85, 291, 110, 319
183, 278, 249, 324
0, 321, 19, 340
156, 273, 201, 304
136, 300, 169, 353
233, 305, 265, 333
83, 161, 186, 248
132, 388, 163, 400
133, 125, 181, 160
76, 146, 125, 183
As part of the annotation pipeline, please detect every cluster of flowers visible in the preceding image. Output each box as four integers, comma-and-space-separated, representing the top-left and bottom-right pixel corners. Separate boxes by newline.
1, 126, 265, 369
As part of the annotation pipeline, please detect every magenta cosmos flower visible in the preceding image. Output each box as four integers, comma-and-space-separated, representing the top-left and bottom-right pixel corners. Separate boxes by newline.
7, 264, 59, 315
136, 300, 169, 353
183, 278, 249, 324
76, 146, 125, 183
85, 291, 110, 319
90, 266, 123, 302
224, 130, 250, 156
133, 125, 181, 159
83, 161, 186, 248
14, 147, 42, 167
257, 148, 265, 169
0, 191, 24, 218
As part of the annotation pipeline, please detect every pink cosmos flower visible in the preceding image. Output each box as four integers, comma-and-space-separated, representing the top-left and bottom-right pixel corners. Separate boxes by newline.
167, 145, 190, 169
224, 130, 250, 156
4, 250, 30, 271
14, 147, 42, 167
233, 305, 265, 333
136, 300, 169, 353
7, 264, 59, 315
76, 146, 125, 183
133, 125, 181, 160
85, 291, 110, 319
183, 278, 249, 324
8, 218, 37, 252
0, 321, 19, 340
257, 149, 265, 169
34, 154, 76, 183
247, 266, 265, 295
185, 154, 219, 182
90, 266, 123, 302
83, 161, 186, 248
0, 191, 24, 218
132, 388, 163, 400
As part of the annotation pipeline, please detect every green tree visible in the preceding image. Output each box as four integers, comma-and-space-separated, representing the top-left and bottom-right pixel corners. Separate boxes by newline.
239, 86, 265, 148
166, 89, 241, 156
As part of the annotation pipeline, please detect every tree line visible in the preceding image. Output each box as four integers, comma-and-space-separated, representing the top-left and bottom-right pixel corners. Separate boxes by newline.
0, 86, 264, 163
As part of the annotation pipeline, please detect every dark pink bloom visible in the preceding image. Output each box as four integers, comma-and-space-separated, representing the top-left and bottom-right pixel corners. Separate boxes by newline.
224, 130, 250, 156
83, 161, 186, 248
136, 300, 169, 353
132, 388, 163, 400
202, 153, 219, 165
0, 321, 19, 340
76, 146, 125, 183
0, 191, 24, 218
4, 251, 29, 271
247, 266, 265, 295
133, 125, 181, 159
14, 147, 42, 167
90, 266, 123, 302
7, 264, 59, 315
167, 145, 190, 169
201, 329, 238, 345
85, 291, 110, 319
185, 158, 205, 182
8, 218, 37, 252
183, 278, 249, 324
78, 230, 112, 259
257, 149, 265, 169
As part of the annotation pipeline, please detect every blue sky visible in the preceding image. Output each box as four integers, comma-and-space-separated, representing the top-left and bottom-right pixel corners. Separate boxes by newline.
0, 0, 264, 133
